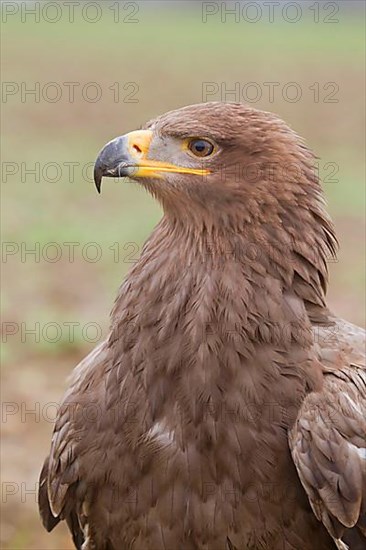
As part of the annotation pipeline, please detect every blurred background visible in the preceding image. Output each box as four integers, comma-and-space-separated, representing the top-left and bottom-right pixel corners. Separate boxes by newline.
1, 1, 365, 547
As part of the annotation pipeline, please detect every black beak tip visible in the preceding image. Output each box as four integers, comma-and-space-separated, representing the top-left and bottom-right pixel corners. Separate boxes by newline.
94, 166, 102, 194
94, 135, 128, 193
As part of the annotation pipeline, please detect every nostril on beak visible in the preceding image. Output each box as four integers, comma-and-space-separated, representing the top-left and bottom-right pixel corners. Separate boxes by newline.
132, 143, 143, 156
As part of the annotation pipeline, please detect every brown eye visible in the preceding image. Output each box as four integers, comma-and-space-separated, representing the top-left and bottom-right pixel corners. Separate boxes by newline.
188, 138, 215, 157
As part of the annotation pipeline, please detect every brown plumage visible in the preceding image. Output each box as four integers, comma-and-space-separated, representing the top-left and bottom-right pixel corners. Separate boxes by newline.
39, 102, 366, 549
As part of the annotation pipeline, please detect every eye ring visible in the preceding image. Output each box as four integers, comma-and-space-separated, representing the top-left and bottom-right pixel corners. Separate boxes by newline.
187, 138, 216, 158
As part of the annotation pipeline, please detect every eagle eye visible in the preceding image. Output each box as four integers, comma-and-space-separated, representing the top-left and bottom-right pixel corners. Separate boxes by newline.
187, 138, 215, 158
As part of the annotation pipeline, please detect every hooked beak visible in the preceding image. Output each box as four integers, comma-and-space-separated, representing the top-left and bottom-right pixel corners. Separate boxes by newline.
93, 130, 210, 193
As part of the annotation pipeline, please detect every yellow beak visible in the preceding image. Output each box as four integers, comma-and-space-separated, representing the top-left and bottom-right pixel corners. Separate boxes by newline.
94, 130, 210, 192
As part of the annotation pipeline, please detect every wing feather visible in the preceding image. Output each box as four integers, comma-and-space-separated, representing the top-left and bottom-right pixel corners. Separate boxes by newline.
38, 341, 109, 546
289, 321, 366, 548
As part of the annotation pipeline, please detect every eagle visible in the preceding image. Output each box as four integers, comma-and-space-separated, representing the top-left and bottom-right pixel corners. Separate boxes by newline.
39, 102, 365, 550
